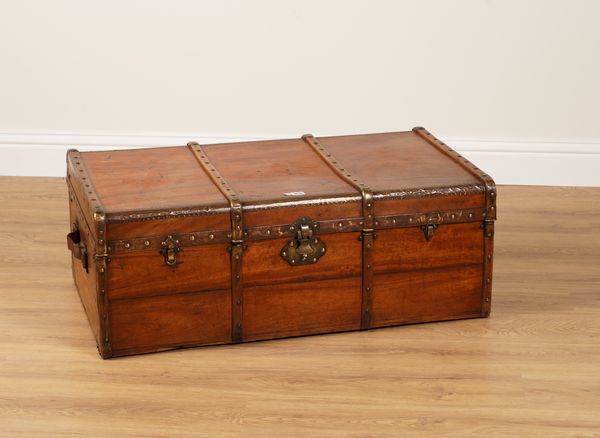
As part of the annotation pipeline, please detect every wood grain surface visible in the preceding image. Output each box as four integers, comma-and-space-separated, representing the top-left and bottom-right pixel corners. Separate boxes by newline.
0, 176, 599, 437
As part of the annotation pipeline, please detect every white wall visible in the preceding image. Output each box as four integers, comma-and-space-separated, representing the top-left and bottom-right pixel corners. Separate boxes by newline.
1, 0, 599, 184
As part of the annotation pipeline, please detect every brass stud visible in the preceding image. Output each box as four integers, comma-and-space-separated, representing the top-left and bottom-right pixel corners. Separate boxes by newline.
282, 251, 287, 257
366, 287, 371, 292
392, 219, 397, 224
99, 267, 105, 273
124, 242, 131, 248
234, 254, 240, 260
367, 264, 371, 269
235, 274, 240, 281
484, 297, 490, 302
468, 213, 474, 218
409, 217, 414, 222
266, 229, 271, 235
366, 243, 372, 249
144, 240, 150, 246
189, 236, 195, 241
312, 258, 317, 263
209, 233, 215, 240
451, 214, 456, 219
99, 239, 104, 245
321, 248, 325, 253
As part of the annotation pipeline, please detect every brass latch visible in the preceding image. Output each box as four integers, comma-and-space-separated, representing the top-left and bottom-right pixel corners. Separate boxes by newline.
160, 235, 182, 267
420, 224, 438, 242
281, 217, 326, 266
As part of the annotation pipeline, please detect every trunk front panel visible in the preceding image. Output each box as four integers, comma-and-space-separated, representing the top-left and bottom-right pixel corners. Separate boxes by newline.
109, 289, 231, 353
107, 243, 230, 300
371, 223, 485, 327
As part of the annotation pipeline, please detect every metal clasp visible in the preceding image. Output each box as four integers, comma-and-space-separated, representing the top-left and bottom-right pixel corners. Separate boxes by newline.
281, 217, 326, 266
160, 235, 181, 267
420, 224, 438, 242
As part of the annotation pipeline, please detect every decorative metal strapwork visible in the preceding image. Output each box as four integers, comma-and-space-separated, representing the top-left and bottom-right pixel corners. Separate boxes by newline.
187, 141, 244, 343
301, 134, 376, 329
301, 134, 375, 230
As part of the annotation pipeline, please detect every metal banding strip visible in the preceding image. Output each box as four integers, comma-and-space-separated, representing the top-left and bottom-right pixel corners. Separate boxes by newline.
302, 134, 375, 229
187, 142, 244, 342
482, 220, 494, 316
361, 231, 374, 327
105, 207, 487, 253
67, 150, 112, 358
301, 134, 375, 329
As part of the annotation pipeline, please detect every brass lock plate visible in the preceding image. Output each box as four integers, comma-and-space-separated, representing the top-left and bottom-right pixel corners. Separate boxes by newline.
160, 235, 182, 266
280, 217, 326, 266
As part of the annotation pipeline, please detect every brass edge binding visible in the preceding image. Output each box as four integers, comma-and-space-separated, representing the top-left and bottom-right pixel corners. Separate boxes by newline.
187, 142, 244, 343
482, 220, 495, 316
301, 134, 375, 330
412, 127, 497, 221
67, 150, 112, 358
106, 208, 487, 254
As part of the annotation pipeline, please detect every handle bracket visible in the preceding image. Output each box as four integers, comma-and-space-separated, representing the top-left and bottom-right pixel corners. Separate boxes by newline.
67, 226, 89, 272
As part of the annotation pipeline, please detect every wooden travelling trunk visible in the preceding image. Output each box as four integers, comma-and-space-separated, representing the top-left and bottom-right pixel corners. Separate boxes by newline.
66, 127, 497, 359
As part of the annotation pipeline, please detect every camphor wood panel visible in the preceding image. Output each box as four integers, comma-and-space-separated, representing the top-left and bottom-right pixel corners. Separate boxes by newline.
317, 132, 482, 191
243, 276, 362, 341
1, 178, 599, 437
107, 243, 230, 300
68, 193, 99, 340
371, 265, 483, 327
80, 147, 229, 214
373, 223, 484, 273
110, 289, 232, 353
201, 139, 359, 203
243, 232, 362, 286
370, 223, 484, 327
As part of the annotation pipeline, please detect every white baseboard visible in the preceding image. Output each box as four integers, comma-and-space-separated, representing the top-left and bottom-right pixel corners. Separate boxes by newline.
0, 130, 599, 187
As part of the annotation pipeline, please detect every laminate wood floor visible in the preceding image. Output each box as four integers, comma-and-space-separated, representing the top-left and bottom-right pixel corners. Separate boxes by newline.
0, 177, 599, 437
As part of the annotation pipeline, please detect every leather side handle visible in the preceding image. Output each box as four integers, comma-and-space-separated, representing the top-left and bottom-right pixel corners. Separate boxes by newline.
67, 227, 89, 272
